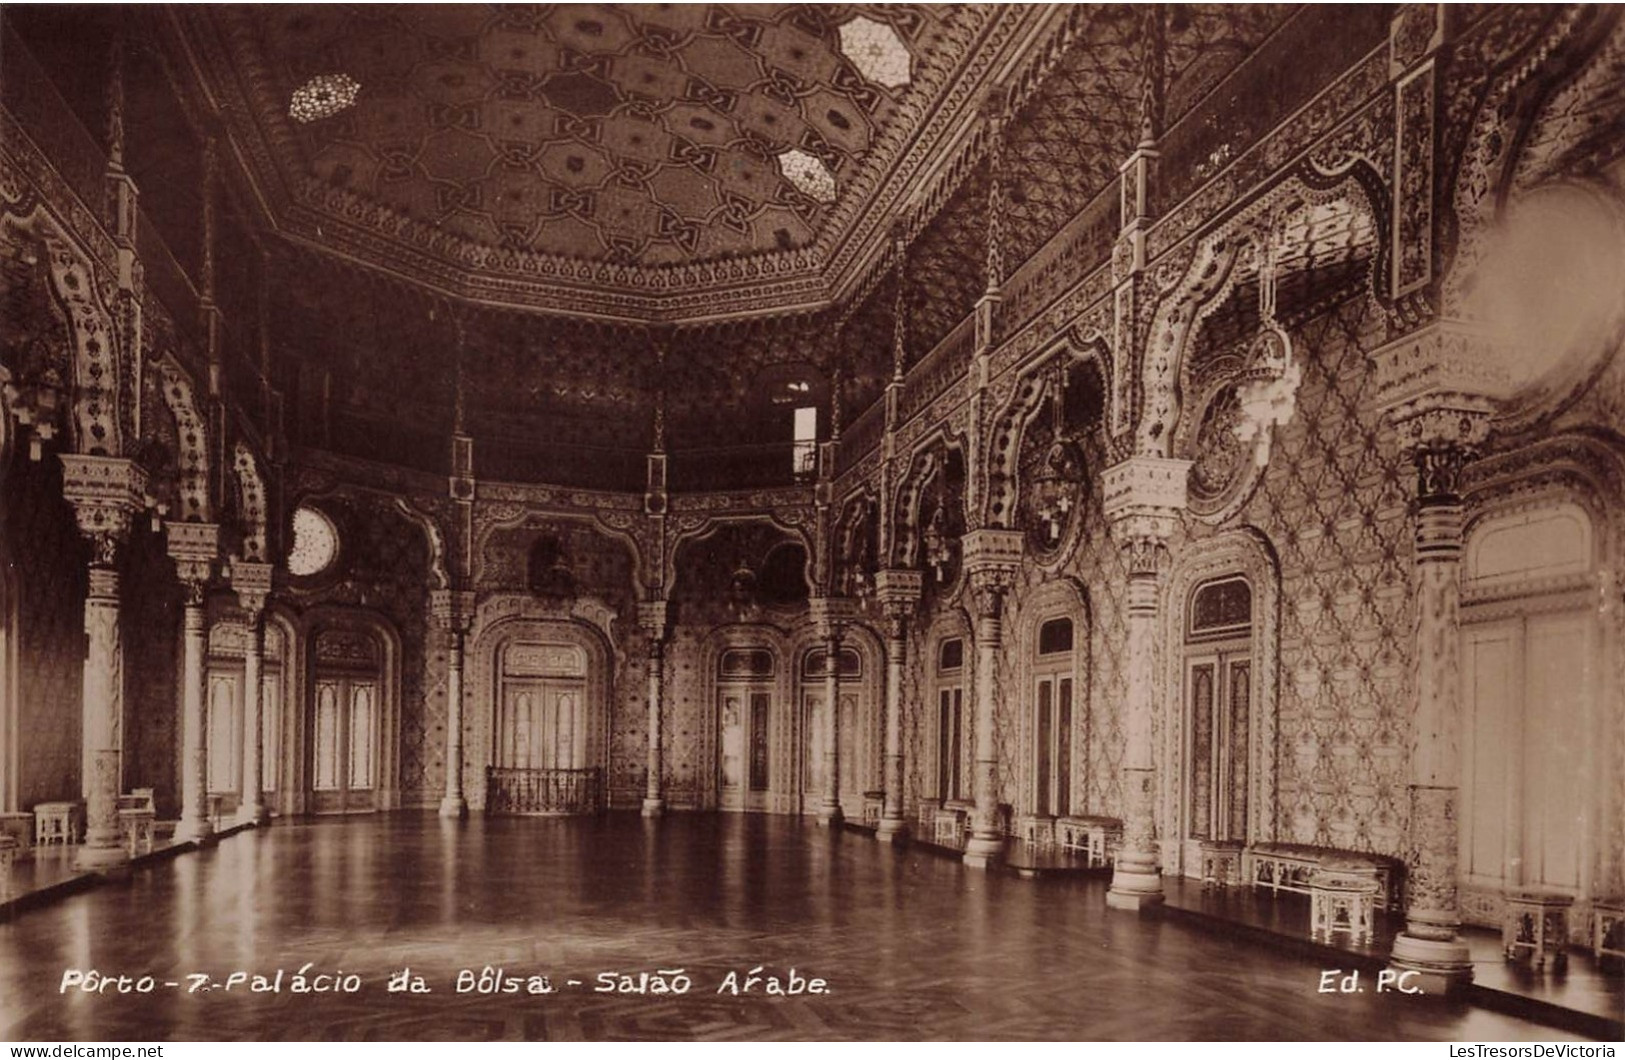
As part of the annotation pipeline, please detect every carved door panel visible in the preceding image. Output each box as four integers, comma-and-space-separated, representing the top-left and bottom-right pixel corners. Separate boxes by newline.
719, 688, 771, 812
720, 690, 745, 810
206, 670, 242, 814
936, 686, 964, 801
1179, 652, 1251, 876
801, 691, 825, 815
1034, 674, 1073, 818
501, 678, 583, 770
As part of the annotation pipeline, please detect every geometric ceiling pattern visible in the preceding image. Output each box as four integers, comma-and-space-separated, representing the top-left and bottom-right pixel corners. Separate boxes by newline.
259, 5, 939, 266
131, 5, 1315, 472
182, 2, 1012, 324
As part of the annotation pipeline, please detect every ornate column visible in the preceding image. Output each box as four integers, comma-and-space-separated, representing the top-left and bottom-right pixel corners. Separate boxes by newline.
1102, 456, 1189, 909
231, 560, 273, 825
810, 596, 855, 827
170, 521, 221, 845
639, 599, 669, 817
1373, 319, 1506, 993
962, 529, 1022, 869
61, 456, 147, 871
874, 569, 922, 843
432, 588, 475, 819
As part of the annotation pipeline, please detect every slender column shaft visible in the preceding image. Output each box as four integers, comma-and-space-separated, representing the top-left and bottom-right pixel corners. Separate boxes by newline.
438, 628, 467, 817
1108, 566, 1164, 908
876, 615, 908, 840
1390, 488, 1473, 989
642, 640, 665, 816
175, 591, 212, 843
75, 566, 126, 869
818, 631, 843, 825
238, 611, 265, 823
966, 602, 1002, 849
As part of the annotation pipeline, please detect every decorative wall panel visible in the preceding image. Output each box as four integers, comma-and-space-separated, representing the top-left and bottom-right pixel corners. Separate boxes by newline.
120, 523, 181, 816
2, 454, 86, 807
1235, 293, 1413, 857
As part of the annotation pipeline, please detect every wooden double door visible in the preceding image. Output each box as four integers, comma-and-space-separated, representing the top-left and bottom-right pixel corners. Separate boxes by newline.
498, 677, 587, 770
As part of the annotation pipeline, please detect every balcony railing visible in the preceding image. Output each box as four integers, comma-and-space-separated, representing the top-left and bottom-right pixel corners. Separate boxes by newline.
485, 766, 604, 816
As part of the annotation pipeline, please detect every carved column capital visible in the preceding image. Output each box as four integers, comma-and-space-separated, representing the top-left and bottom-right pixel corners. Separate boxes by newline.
1371, 319, 1507, 485
809, 595, 857, 641
228, 559, 274, 617
1102, 456, 1188, 577
962, 528, 1022, 618
874, 568, 922, 619
430, 588, 477, 633
968, 569, 1015, 619
1101, 456, 1191, 523
61, 454, 148, 563
637, 599, 670, 643
166, 521, 221, 596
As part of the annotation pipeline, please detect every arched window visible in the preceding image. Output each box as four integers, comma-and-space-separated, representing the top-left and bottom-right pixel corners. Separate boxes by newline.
1460, 502, 1603, 911
935, 637, 965, 801
1033, 617, 1075, 817
1178, 576, 1253, 875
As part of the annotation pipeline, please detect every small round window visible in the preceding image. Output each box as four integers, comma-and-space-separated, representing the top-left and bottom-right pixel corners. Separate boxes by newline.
287, 506, 338, 577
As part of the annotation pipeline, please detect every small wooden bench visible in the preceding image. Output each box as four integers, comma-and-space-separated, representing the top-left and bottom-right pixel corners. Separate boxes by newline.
1244, 842, 1403, 911
1591, 896, 1624, 966
1057, 815, 1122, 868
116, 789, 157, 856
1201, 839, 1244, 888
32, 801, 81, 847
0, 834, 19, 900
1018, 814, 1056, 850
860, 791, 884, 829
1504, 891, 1571, 970
934, 800, 974, 847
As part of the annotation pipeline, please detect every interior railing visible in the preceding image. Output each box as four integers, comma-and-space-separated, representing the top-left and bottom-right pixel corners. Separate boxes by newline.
485, 766, 604, 816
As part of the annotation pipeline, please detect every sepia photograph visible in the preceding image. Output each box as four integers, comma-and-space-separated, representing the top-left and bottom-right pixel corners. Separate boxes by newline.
0, 2, 1622, 1045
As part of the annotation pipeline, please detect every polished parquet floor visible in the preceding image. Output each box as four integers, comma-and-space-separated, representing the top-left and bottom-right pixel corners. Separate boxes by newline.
0, 814, 1591, 1041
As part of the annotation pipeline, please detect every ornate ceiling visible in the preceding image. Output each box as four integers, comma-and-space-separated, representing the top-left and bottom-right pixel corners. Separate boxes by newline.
126, 5, 1308, 473
180, 4, 1059, 322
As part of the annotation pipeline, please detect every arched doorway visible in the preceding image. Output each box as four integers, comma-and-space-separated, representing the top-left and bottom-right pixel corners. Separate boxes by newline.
716, 646, 776, 813
932, 634, 967, 806
798, 642, 867, 817
1176, 575, 1255, 876
307, 622, 393, 814
472, 613, 611, 815
205, 617, 288, 816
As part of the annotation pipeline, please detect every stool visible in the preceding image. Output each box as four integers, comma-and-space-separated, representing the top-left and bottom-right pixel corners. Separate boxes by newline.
0, 834, 19, 900
116, 807, 156, 856
1502, 891, 1572, 970
33, 801, 80, 846
1590, 897, 1624, 966
1309, 859, 1380, 944
1200, 840, 1244, 888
